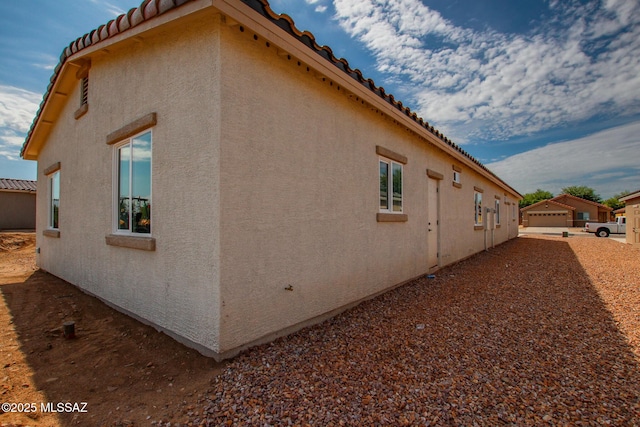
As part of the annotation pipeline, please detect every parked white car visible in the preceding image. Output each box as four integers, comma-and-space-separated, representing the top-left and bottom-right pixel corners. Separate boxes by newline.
584, 217, 626, 237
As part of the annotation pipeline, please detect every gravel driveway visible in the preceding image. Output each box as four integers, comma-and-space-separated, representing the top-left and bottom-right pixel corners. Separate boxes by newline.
184, 236, 640, 426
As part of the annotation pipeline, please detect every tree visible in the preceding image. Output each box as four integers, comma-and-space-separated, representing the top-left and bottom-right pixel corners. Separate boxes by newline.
519, 189, 554, 208
603, 191, 631, 211
561, 186, 601, 203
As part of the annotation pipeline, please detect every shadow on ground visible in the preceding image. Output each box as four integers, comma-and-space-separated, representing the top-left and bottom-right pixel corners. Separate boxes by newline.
1, 237, 639, 425
200, 237, 640, 425
1, 270, 222, 426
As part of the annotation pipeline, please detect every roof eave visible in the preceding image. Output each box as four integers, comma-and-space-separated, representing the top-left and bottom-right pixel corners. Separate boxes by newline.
216, 0, 523, 199
22, 62, 83, 160
21, 0, 213, 161
620, 190, 640, 202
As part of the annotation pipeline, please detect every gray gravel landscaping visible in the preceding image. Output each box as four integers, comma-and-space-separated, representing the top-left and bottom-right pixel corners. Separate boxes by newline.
183, 235, 640, 426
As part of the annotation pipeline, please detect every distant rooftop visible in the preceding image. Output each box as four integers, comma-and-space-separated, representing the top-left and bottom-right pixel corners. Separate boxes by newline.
0, 178, 37, 193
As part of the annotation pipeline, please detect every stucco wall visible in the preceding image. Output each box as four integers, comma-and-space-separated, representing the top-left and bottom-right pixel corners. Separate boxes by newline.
0, 191, 36, 230
624, 195, 640, 245
216, 23, 520, 354
35, 13, 222, 353
32, 9, 519, 360
552, 196, 603, 226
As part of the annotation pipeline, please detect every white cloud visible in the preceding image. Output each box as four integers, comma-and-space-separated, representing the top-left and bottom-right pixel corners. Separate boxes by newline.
90, 0, 126, 17
332, 0, 640, 143
0, 85, 41, 161
486, 121, 640, 198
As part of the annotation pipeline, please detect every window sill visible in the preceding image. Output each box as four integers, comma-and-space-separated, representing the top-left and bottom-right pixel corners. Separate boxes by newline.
453, 182, 462, 189
43, 229, 60, 238
377, 213, 408, 222
474, 225, 484, 230
74, 103, 88, 120
106, 234, 156, 251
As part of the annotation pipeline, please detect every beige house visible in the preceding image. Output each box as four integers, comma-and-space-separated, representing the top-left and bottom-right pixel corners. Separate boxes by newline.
521, 194, 612, 228
0, 178, 37, 230
21, 0, 521, 360
620, 190, 640, 246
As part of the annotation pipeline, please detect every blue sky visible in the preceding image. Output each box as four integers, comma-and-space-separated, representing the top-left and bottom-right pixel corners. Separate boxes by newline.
1, 0, 639, 199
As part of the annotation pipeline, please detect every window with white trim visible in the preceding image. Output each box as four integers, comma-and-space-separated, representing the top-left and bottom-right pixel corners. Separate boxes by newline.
453, 171, 460, 185
115, 130, 152, 234
474, 191, 483, 226
495, 198, 501, 225
379, 158, 403, 213
48, 170, 60, 229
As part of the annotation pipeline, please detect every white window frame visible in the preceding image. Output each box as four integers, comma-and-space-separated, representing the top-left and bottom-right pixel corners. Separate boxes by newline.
474, 191, 483, 226
495, 198, 501, 225
379, 157, 403, 213
113, 129, 152, 236
453, 170, 461, 185
48, 170, 60, 230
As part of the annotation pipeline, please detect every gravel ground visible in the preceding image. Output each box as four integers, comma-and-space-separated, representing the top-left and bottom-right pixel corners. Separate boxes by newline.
183, 236, 640, 426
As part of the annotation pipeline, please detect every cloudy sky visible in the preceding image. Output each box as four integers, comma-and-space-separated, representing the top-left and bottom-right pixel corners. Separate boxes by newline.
1, 0, 639, 198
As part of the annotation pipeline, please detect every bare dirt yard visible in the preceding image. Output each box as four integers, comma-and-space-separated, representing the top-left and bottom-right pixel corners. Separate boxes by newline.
1, 231, 639, 426
0, 233, 223, 427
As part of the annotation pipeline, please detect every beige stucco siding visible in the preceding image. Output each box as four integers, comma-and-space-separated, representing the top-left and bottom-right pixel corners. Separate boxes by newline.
28, 7, 520, 360
215, 23, 519, 354
35, 15, 222, 353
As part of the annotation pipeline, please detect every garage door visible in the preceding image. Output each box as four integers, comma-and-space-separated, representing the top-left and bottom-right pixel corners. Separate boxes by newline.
528, 212, 568, 227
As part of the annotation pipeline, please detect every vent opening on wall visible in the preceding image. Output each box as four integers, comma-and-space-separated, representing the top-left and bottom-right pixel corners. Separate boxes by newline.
81, 77, 89, 106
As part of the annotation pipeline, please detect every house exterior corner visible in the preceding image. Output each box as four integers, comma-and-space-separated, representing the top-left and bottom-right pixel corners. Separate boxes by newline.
21, 0, 522, 360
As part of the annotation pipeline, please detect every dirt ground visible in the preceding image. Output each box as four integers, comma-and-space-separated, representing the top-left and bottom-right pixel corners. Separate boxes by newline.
0, 232, 224, 427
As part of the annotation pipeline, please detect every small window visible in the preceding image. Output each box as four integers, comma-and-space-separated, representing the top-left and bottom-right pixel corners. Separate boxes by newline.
379, 158, 403, 213
577, 212, 590, 221
474, 191, 483, 226
495, 199, 500, 225
452, 165, 462, 188
49, 170, 60, 229
115, 130, 152, 234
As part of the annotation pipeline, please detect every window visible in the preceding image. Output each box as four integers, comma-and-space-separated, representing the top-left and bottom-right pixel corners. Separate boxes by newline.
474, 191, 483, 226
115, 130, 152, 234
49, 170, 60, 229
380, 158, 403, 212
452, 165, 462, 188
577, 212, 590, 221
495, 198, 501, 225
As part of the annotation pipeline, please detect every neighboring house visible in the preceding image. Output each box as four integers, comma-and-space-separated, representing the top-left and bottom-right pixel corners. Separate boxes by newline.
20, 0, 522, 360
613, 207, 625, 218
0, 178, 37, 230
521, 194, 612, 228
619, 190, 640, 246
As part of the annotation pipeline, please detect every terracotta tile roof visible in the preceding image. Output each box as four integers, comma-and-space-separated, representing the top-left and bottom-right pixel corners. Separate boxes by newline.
520, 199, 576, 212
0, 178, 37, 193
21, 0, 517, 195
551, 194, 612, 210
